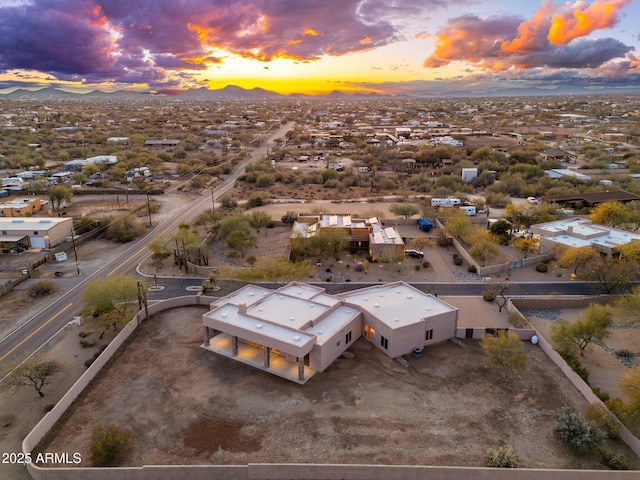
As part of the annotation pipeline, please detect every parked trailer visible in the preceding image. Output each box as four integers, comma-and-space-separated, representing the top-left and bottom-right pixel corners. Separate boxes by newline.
459, 205, 476, 216
431, 198, 461, 207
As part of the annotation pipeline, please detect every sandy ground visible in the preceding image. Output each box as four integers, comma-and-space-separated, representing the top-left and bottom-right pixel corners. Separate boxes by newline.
37, 306, 640, 470
1, 194, 639, 478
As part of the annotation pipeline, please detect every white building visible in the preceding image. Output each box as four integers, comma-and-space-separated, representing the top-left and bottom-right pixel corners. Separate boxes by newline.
202, 282, 458, 384
0, 217, 73, 250
531, 218, 640, 255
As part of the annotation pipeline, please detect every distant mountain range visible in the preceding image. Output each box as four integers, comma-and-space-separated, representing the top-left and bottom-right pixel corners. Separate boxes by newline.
1, 84, 638, 100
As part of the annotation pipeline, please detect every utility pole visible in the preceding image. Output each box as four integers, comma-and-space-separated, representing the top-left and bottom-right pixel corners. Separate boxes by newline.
71, 231, 80, 275
146, 192, 152, 227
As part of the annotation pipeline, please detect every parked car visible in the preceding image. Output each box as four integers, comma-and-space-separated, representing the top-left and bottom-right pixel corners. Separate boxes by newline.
527, 196, 539, 205
405, 249, 424, 258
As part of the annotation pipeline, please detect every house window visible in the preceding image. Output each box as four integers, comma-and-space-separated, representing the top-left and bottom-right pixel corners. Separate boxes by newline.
336, 340, 341, 347
425, 329, 433, 341
380, 336, 388, 350
1, 230, 6, 235
33, 231, 38, 235
346, 331, 352, 344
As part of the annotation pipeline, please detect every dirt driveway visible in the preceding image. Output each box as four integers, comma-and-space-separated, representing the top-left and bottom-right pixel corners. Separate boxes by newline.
38, 306, 639, 470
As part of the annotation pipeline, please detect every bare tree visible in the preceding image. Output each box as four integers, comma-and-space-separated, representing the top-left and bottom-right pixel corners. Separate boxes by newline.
10, 355, 61, 397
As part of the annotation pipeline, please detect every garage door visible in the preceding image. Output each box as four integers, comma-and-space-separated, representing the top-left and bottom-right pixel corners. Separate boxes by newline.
30, 236, 46, 249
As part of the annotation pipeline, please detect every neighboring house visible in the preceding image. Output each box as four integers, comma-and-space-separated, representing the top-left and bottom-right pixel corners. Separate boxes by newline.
541, 190, 640, 208
290, 214, 404, 261
0, 197, 41, 217
144, 139, 180, 148
0, 217, 73, 251
540, 148, 576, 163
64, 155, 118, 171
202, 281, 458, 383
531, 218, 640, 256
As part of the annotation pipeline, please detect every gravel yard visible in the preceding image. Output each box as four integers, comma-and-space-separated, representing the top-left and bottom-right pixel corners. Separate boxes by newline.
37, 306, 639, 470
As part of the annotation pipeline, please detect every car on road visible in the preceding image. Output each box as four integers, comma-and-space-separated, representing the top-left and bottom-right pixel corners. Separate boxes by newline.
405, 249, 424, 258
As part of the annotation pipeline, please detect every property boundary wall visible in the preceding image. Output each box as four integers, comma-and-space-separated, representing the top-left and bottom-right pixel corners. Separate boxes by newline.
23, 295, 640, 479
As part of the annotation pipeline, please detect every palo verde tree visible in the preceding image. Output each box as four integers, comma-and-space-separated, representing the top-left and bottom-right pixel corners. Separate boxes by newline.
10, 355, 61, 397
147, 238, 171, 272
82, 275, 142, 338
388, 202, 421, 219
48, 185, 72, 213
466, 230, 500, 267
443, 211, 473, 240
550, 303, 612, 356
559, 246, 600, 275
620, 366, 640, 426
479, 331, 528, 381
246, 210, 273, 236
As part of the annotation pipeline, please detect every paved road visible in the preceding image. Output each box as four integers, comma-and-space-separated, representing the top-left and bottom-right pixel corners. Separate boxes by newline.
144, 277, 607, 300
0, 122, 295, 378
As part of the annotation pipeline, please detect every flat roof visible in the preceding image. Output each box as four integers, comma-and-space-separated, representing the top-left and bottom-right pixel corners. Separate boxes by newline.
340, 282, 456, 328
305, 306, 361, 346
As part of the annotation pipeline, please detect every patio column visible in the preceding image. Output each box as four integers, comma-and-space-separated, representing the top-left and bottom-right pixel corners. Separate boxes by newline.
231, 336, 238, 356
264, 346, 270, 367
298, 356, 305, 381
202, 326, 210, 346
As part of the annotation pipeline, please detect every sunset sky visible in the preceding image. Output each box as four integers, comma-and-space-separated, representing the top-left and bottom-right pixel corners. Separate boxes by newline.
0, 0, 638, 95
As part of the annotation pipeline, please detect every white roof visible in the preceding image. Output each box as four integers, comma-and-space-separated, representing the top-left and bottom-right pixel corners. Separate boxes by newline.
340, 282, 457, 328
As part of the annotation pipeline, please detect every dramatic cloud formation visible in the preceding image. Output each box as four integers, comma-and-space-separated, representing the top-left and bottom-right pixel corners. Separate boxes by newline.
425, 0, 634, 71
1, 0, 463, 86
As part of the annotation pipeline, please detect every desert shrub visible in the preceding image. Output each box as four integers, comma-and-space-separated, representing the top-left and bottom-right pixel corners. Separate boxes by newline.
554, 407, 604, 454
415, 265, 421, 271
281, 211, 298, 224
354, 264, 364, 272
79, 338, 96, 348
73, 215, 100, 234
453, 256, 463, 266
559, 351, 590, 384
28, 280, 56, 297
591, 387, 610, 402
600, 448, 630, 470
615, 349, 633, 358
422, 261, 431, 269
78, 330, 91, 338
483, 290, 496, 302
535, 263, 548, 273
90, 424, 133, 466
585, 403, 620, 439
220, 195, 237, 209
468, 265, 477, 273
84, 358, 95, 368
43, 403, 55, 413
104, 215, 139, 243
485, 446, 520, 468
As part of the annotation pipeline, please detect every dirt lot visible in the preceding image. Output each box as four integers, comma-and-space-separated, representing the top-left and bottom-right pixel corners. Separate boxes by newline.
37, 306, 639, 470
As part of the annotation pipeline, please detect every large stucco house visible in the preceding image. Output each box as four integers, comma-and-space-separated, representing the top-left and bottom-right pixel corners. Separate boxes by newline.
202, 281, 458, 384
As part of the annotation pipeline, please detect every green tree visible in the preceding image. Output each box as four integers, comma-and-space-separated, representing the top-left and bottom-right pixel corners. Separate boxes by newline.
513, 236, 538, 258
389, 202, 421, 219
48, 185, 72, 212
559, 246, 600, 275
489, 219, 512, 244
246, 211, 272, 236
590, 201, 629, 228
148, 238, 171, 272
9, 355, 61, 397
467, 230, 500, 266
620, 366, 640, 426
550, 303, 612, 356
444, 211, 473, 240
82, 275, 141, 336
479, 331, 528, 380
226, 229, 258, 258
90, 424, 133, 466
